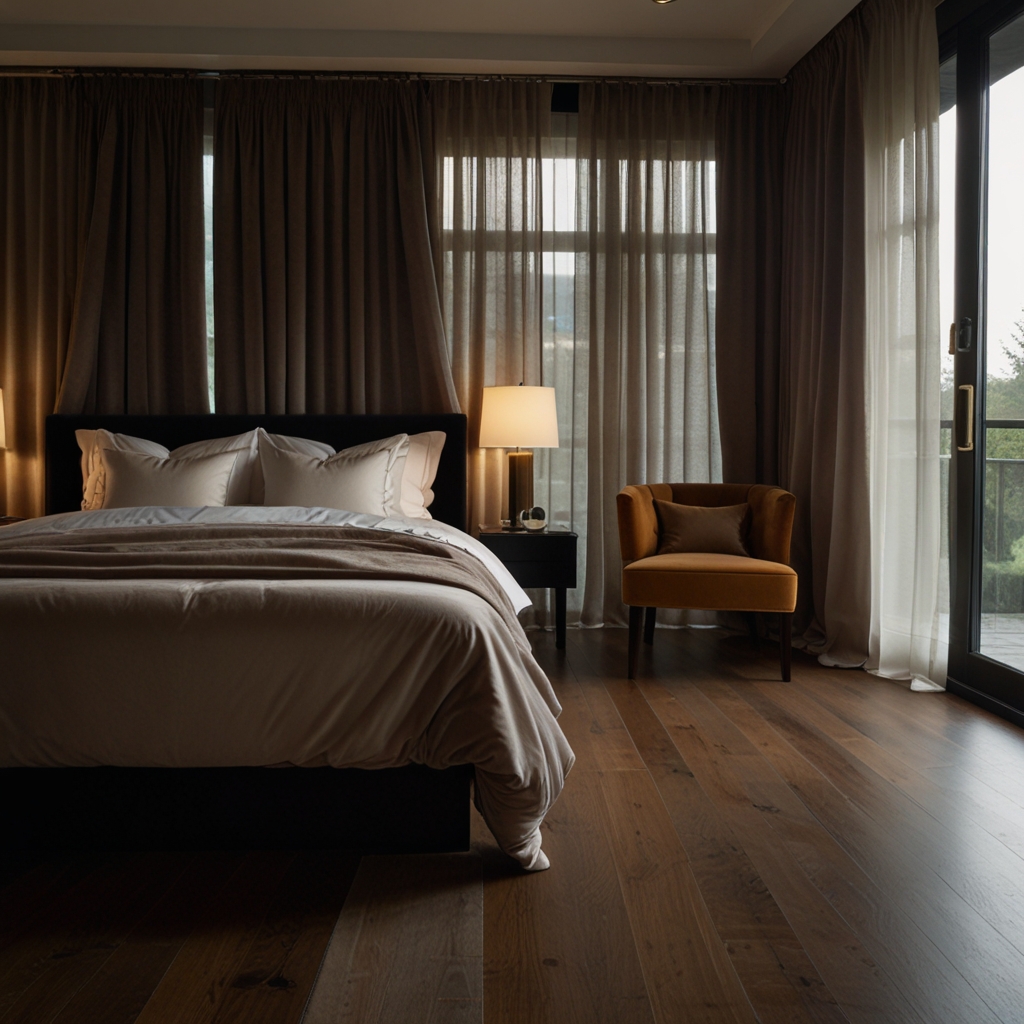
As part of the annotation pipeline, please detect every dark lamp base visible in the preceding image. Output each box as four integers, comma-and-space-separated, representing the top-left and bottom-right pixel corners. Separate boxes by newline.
506, 450, 534, 525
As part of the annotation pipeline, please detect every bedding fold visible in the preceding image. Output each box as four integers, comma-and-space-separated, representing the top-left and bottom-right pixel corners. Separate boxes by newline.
0, 524, 527, 647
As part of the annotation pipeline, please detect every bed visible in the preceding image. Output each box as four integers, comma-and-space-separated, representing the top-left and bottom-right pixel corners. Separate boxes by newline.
0, 413, 573, 870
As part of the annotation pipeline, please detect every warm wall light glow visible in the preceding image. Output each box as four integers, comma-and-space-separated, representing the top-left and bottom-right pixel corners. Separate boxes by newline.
479, 386, 560, 449
0, 389, 6, 450
652, 0, 677, 4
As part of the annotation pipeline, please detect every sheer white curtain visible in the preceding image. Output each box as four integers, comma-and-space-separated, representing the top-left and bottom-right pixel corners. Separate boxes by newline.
432, 81, 571, 628
576, 83, 721, 625
431, 80, 548, 532
434, 80, 721, 629
864, 0, 946, 688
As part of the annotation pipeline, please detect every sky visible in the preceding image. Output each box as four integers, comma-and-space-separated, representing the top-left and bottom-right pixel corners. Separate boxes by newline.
985, 61, 1024, 380
941, 55, 1024, 383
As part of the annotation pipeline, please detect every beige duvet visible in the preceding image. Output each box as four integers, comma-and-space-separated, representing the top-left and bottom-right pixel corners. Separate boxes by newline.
0, 507, 574, 871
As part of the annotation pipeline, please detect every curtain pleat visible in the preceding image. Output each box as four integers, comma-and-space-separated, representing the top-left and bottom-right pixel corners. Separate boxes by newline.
56, 77, 208, 416
431, 80, 564, 626
430, 80, 551, 533
576, 83, 721, 625
2, 76, 206, 517
0, 80, 77, 517
863, 0, 945, 687
778, 16, 873, 667
213, 78, 458, 416
715, 86, 786, 486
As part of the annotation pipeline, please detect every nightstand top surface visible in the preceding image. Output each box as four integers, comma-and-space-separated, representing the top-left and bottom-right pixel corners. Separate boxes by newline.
478, 525, 576, 536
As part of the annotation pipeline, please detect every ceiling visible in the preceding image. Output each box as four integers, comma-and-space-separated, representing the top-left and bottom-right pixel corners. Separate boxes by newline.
0, 0, 863, 79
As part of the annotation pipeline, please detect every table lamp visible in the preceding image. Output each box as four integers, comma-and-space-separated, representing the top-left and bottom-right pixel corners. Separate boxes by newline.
0, 388, 6, 518
479, 384, 559, 530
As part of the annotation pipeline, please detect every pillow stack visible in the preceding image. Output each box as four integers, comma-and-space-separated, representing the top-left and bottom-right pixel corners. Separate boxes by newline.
78, 429, 261, 510
74, 427, 446, 518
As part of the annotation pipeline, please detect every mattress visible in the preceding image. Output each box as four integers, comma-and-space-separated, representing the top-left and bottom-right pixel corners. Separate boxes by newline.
0, 506, 575, 870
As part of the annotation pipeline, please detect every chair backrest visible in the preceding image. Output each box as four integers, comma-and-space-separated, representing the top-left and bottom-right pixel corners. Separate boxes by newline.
616, 482, 795, 564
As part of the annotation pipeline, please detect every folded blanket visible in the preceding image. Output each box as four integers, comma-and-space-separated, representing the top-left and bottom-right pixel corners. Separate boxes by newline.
0, 522, 529, 652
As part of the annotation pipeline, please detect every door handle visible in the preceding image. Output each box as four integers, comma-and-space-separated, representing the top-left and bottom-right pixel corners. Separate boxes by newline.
956, 317, 974, 352
956, 384, 975, 452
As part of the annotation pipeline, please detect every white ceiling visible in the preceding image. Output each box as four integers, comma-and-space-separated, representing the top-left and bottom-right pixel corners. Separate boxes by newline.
0, 0, 862, 78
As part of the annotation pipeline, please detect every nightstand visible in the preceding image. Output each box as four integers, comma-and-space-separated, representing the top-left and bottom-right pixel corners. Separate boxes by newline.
0, 516, 26, 527
478, 528, 577, 649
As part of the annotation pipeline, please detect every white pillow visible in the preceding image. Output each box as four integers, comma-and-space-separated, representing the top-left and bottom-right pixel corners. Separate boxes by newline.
400, 431, 446, 520
250, 429, 335, 505
76, 429, 259, 509
165, 431, 260, 506
259, 432, 410, 517
99, 448, 241, 509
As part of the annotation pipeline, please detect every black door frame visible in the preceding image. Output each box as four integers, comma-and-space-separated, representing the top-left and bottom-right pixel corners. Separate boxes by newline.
943, 0, 1024, 725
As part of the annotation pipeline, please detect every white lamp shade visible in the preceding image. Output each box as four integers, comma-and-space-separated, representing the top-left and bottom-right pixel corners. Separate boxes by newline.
0, 389, 6, 449
479, 386, 559, 448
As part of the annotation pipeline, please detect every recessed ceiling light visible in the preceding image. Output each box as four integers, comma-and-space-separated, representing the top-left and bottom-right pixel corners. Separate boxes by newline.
652, 0, 677, 4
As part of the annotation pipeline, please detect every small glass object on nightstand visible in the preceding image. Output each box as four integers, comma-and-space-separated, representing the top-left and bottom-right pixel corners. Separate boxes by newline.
519, 506, 547, 532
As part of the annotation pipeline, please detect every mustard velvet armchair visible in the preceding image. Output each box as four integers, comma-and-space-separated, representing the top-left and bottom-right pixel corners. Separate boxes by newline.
616, 483, 798, 681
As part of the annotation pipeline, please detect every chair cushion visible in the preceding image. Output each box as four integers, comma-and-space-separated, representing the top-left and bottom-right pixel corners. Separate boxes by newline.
654, 499, 750, 556
622, 552, 797, 613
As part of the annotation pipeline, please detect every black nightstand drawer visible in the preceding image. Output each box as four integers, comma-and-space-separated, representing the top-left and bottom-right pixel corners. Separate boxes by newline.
499, 559, 577, 589
477, 530, 578, 589
479, 531, 575, 563
477, 528, 577, 649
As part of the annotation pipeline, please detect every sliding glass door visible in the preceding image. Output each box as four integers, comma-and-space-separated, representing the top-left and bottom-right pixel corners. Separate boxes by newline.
945, 0, 1024, 722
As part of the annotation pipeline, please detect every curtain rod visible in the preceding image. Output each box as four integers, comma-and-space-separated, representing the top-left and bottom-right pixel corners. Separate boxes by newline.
0, 67, 785, 86
0, 68, 198, 78
212, 72, 786, 86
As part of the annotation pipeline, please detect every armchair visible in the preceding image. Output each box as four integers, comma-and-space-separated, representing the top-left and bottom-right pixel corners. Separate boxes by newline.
616, 483, 797, 680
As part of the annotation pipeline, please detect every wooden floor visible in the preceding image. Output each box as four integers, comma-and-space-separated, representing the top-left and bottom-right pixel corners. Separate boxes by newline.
4, 626, 1024, 1024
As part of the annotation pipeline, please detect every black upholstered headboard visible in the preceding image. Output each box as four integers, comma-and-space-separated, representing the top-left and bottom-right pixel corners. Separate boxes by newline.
45, 414, 468, 530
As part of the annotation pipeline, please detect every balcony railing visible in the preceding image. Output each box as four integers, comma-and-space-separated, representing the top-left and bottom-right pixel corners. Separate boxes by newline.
941, 419, 1024, 557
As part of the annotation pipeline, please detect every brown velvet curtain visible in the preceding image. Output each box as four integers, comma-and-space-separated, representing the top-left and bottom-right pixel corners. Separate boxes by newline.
0, 79, 78, 517
715, 85, 786, 487
56, 77, 208, 415
716, 7, 873, 666
213, 78, 458, 415
1, 75, 206, 518
779, 13, 872, 666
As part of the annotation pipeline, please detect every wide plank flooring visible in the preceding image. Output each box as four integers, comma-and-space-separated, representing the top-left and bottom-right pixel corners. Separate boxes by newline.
3, 626, 1024, 1023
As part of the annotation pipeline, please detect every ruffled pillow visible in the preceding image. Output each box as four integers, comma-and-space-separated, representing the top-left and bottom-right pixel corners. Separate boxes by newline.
400, 431, 446, 519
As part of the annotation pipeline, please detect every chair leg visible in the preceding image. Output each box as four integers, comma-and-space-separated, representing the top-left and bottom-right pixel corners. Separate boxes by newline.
779, 612, 792, 682
745, 612, 759, 643
643, 607, 657, 645
628, 606, 643, 679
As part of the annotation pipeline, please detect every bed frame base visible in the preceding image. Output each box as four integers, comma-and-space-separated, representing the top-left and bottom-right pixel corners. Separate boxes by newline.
1, 765, 474, 854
